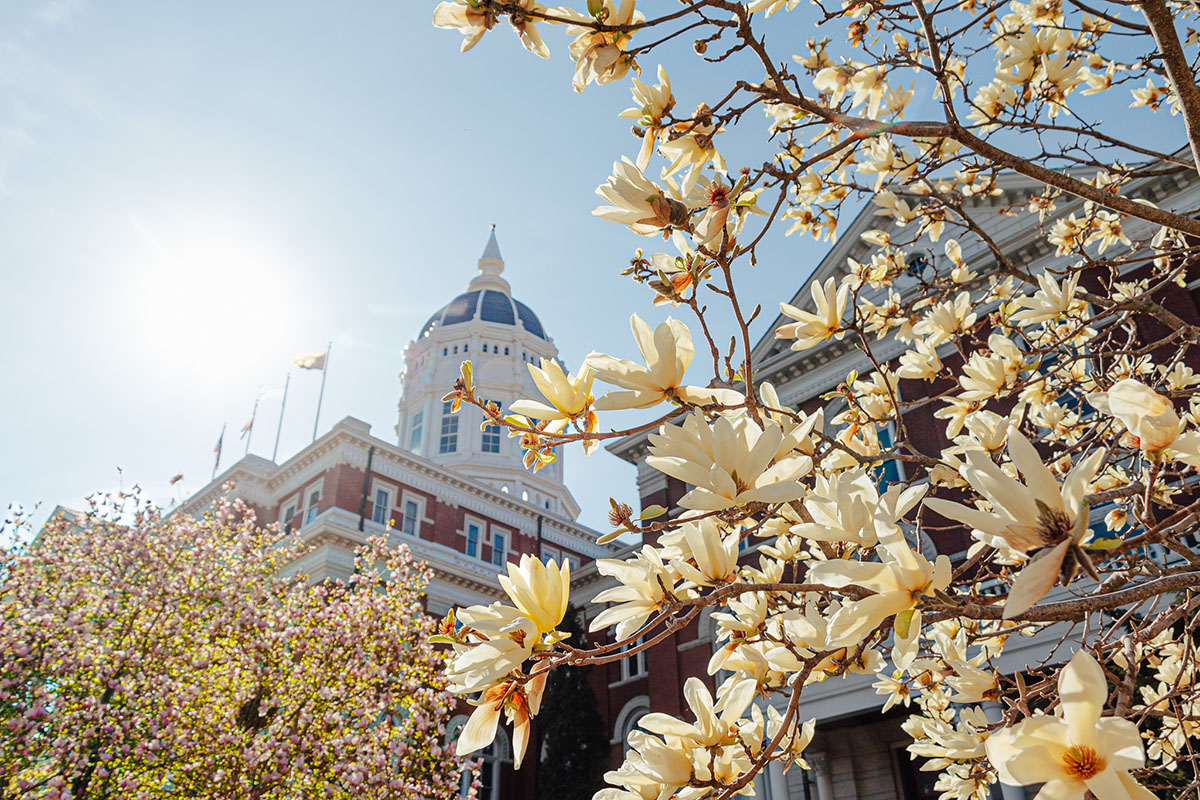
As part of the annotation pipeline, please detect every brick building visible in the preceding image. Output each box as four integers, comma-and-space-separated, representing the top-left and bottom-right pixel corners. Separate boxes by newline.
178, 231, 614, 800
591, 165, 1200, 800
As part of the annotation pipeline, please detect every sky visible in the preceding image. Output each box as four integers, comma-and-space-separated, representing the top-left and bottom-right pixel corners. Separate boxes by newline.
0, 0, 836, 535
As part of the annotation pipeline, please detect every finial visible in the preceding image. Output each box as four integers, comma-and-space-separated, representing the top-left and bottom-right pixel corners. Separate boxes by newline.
470, 225, 510, 292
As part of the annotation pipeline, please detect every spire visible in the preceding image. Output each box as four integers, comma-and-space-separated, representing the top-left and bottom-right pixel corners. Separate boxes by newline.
481, 224, 503, 265
469, 225, 511, 293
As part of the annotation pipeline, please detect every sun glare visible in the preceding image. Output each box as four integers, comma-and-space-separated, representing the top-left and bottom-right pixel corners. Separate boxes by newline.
123, 215, 300, 372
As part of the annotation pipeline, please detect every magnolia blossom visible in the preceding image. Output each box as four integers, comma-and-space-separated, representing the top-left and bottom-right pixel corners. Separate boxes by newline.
432, 0, 496, 52
498, 554, 570, 635
590, 546, 680, 640
777, 276, 850, 351
457, 672, 547, 768
1088, 378, 1200, 464
1010, 271, 1082, 326
646, 412, 811, 510
619, 64, 674, 169
561, 0, 642, 92
925, 430, 1104, 618
587, 314, 698, 410
593, 157, 685, 235
808, 513, 952, 668
509, 358, 595, 426
986, 650, 1154, 799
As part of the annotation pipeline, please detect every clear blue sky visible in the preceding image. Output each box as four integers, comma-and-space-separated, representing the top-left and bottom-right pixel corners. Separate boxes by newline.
0, 1, 883, 533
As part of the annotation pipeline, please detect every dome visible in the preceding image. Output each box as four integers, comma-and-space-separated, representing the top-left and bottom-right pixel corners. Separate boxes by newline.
417, 228, 548, 340
418, 290, 547, 339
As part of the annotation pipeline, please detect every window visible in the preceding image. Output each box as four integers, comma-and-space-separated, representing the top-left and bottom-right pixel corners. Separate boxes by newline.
453, 345, 458, 354
448, 716, 508, 800
304, 486, 321, 526
541, 544, 561, 563
439, 400, 459, 454
491, 531, 506, 566
504, 346, 510, 355
466, 522, 481, 557
874, 422, 904, 488
483, 343, 488, 353
281, 503, 296, 533
409, 410, 424, 455
401, 499, 420, 535
442, 347, 448, 356
372, 487, 391, 525
480, 397, 501, 453
620, 637, 647, 681
463, 343, 469, 353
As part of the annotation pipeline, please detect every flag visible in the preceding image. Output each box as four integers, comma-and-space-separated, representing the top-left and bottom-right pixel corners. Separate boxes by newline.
294, 351, 327, 370
240, 417, 254, 439
213, 424, 225, 478
169, 473, 183, 485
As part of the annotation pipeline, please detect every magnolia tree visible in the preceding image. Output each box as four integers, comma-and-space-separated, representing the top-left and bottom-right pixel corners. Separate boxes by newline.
0, 492, 467, 800
429, 0, 1200, 797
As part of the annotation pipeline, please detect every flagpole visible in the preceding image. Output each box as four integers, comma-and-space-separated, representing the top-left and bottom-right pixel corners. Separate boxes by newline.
312, 341, 331, 443
244, 395, 260, 457
273, 372, 290, 463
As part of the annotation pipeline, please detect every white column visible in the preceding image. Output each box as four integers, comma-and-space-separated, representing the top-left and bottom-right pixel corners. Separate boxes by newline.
983, 702, 1026, 800
807, 751, 835, 800
766, 761, 788, 800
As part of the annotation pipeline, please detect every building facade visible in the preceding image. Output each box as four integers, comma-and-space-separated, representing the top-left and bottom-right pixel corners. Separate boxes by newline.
594, 165, 1200, 800
177, 231, 614, 800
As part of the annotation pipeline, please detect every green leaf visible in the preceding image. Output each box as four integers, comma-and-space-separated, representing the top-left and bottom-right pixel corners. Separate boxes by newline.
638, 505, 667, 520
1086, 536, 1124, 551
428, 634, 458, 645
893, 608, 915, 640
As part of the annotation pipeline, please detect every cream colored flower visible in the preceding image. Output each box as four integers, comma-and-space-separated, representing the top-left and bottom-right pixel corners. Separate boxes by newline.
924, 430, 1104, 618
667, 517, 740, 586
808, 519, 951, 668
590, 546, 679, 640
509, 358, 594, 424
1087, 378, 1180, 453
1010, 271, 1081, 326
558, 0, 642, 92
913, 291, 977, 345
986, 650, 1154, 799
457, 671, 547, 768
776, 276, 850, 351
432, 0, 496, 52
593, 157, 685, 235
619, 64, 674, 169
448, 604, 538, 692
646, 412, 811, 511
498, 554, 570, 635
587, 314, 704, 410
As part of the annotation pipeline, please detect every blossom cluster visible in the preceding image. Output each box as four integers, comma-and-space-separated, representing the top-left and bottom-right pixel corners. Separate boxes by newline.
432, 0, 1200, 797
0, 493, 467, 799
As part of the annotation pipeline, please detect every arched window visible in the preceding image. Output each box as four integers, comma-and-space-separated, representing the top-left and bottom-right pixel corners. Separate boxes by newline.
611, 695, 650, 754
446, 715, 510, 800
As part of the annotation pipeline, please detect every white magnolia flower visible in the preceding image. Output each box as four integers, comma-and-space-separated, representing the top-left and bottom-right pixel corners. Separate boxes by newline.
925, 430, 1104, 618
509, 358, 594, 425
498, 554, 570, 636
619, 64, 674, 169
448, 604, 538, 692
587, 314, 712, 410
1010, 271, 1082, 326
776, 276, 850, 351
808, 518, 951, 668
646, 412, 811, 511
1087, 378, 1200, 463
593, 157, 684, 235
561, 0, 642, 93
590, 546, 680, 641
986, 650, 1154, 799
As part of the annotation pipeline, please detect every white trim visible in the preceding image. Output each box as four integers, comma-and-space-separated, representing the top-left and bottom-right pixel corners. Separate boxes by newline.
462, 514, 486, 560
399, 490, 426, 537
610, 695, 651, 746
302, 478, 324, 527
369, 479, 394, 526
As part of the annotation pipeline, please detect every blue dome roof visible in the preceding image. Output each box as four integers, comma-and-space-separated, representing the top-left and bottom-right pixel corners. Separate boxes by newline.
419, 289, 547, 340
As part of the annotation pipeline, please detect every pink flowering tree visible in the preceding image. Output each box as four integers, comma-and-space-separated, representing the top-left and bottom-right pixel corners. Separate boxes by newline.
0, 491, 467, 800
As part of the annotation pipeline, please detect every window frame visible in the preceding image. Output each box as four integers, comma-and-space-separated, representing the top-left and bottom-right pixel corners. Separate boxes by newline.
463, 515, 484, 559
370, 481, 393, 526
400, 491, 426, 536
280, 495, 298, 533
439, 399, 459, 454
302, 480, 323, 526
409, 409, 424, 455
